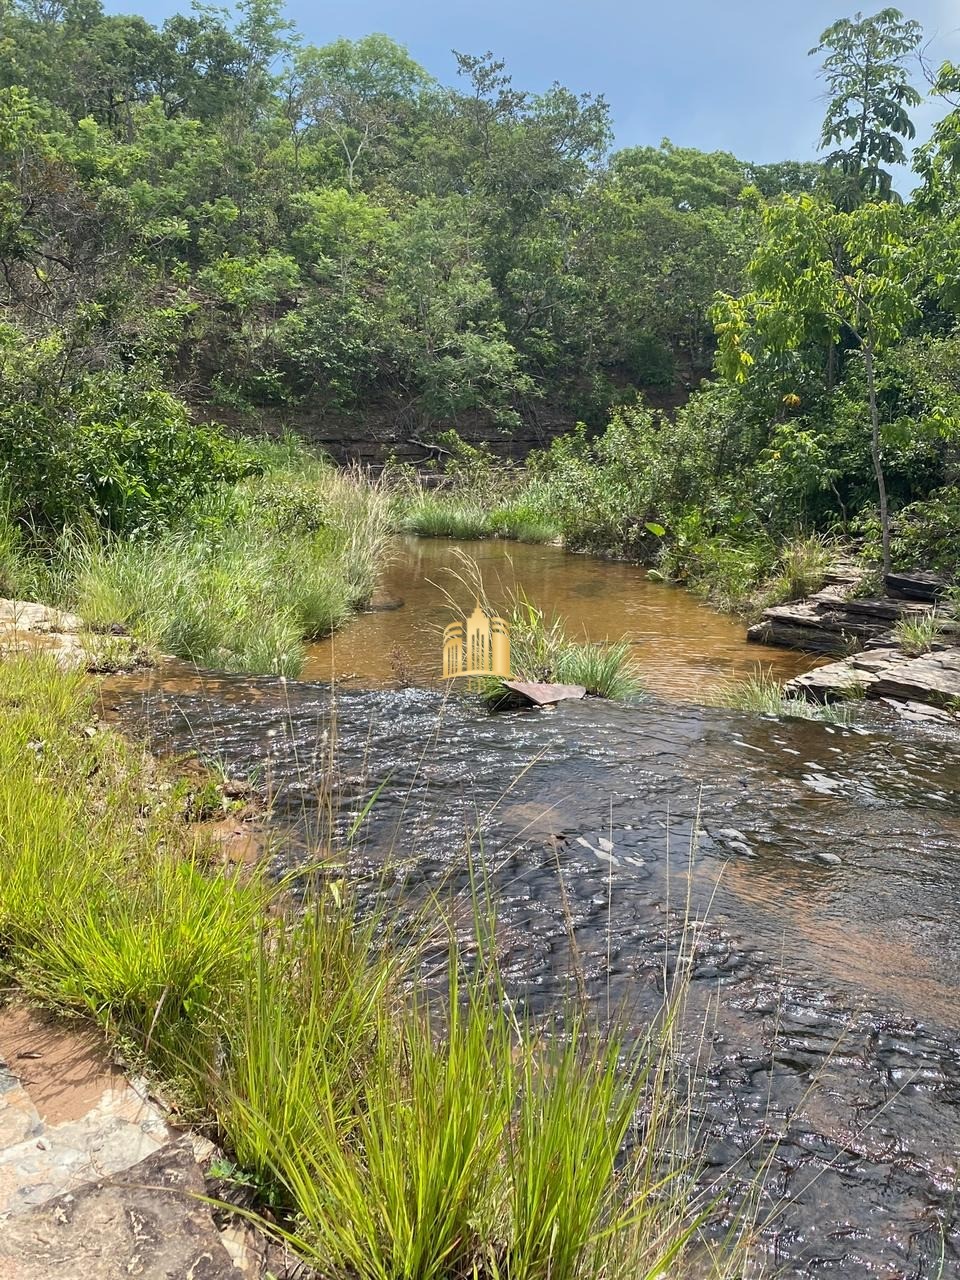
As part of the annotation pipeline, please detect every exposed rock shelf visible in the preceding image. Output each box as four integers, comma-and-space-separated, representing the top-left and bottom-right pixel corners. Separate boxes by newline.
0, 599, 143, 673
748, 588, 935, 655
786, 644, 960, 714
0, 1004, 271, 1278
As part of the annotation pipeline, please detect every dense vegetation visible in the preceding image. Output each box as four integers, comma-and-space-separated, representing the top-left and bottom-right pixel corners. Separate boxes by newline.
1, 1, 958, 662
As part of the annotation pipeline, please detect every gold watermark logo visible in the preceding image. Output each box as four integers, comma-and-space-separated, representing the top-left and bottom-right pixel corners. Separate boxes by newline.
442, 600, 511, 681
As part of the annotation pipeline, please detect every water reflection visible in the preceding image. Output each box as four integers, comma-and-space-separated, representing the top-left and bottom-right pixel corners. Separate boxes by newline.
304, 537, 821, 700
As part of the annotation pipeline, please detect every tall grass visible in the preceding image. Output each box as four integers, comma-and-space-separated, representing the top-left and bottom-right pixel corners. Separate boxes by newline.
500, 592, 643, 700
437, 552, 643, 701
53, 450, 392, 678
0, 655, 751, 1278
757, 534, 833, 608
717, 670, 853, 723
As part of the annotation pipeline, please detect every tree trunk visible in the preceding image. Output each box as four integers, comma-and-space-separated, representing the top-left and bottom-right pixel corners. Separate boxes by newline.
863, 343, 891, 577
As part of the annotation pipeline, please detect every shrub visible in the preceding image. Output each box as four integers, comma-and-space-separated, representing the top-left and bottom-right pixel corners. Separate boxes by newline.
0, 325, 257, 537
60, 456, 390, 677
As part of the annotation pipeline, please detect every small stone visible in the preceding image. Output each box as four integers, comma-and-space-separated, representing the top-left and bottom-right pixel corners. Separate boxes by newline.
815, 852, 842, 866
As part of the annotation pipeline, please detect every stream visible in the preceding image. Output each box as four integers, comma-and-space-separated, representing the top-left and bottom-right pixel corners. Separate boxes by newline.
101, 537, 960, 1279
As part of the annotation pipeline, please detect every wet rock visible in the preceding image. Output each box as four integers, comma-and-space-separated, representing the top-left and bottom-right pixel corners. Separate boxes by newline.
501, 680, 587, 707
815, 852, 842, 866
787, 645, 960, 711
0, 1137, 242, 1278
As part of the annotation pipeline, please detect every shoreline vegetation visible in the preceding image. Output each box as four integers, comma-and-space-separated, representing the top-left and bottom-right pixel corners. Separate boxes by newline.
0, 653, 758, 1277
1, 1, 958, 694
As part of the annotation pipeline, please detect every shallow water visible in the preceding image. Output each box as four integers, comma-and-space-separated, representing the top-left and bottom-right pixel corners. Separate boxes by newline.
304, 536, 819, 700
101, 541, 960, 1279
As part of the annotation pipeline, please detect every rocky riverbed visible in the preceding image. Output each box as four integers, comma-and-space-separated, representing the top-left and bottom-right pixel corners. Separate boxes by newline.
100, 664, 960, 1280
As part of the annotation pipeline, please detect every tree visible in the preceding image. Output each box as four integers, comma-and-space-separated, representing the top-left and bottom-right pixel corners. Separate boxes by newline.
283, 35, 431, 186
810, 7, 922, 207
713, 195, 920, 573
611, 140, 748, 211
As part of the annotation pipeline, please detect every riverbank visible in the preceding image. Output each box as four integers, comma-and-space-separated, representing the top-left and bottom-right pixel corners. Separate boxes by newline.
2, 442, 391, 679
0, 653, 754, 1279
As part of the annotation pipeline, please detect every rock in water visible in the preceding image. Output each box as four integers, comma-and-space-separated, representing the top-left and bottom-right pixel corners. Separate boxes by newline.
501, 680, 587, 707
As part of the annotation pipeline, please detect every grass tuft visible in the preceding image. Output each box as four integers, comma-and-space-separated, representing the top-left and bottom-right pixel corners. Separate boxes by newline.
717, 670, 853, 723
893, 611, 943, 657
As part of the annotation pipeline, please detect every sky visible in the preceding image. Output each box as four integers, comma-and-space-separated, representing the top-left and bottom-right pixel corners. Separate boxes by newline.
105, 0, 960, 173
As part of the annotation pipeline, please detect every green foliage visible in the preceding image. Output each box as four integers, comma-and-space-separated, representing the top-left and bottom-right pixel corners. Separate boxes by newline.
811, 7, 922, 206
504, 594, 644, 700
882, 487, 960, 575
60, 459, 390, 676
763, 534, 833, 604
0, 326, 256, 535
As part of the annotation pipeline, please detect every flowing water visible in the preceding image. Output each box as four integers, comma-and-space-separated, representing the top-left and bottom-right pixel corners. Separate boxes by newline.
101, 538, 960, 1279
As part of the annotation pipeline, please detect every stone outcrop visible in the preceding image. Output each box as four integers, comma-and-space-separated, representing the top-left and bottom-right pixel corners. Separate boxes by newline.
787, 644, 960, 712
0, 599, 143, 673
0, 1139, 244, 1279
884, 570, 951, 602
750, 564, 960, 713
748, 585, 935, 656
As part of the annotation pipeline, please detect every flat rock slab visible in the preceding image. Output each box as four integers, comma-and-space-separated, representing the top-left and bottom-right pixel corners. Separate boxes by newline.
786, 644, 960, 710
0, 1137, 241, 1278
884, 570, 951, 601
0, 599, 84, 634
0, 1006, 172, 1217
750, 589, 937, 656
502, 680, 587, 707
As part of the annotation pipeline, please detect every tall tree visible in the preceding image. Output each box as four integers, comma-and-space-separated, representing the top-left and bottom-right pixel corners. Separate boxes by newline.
713, 195, 921, 573
810, 7, 922, 207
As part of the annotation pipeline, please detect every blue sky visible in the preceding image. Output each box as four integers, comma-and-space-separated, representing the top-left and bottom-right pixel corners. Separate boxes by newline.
106, 0, 960, 171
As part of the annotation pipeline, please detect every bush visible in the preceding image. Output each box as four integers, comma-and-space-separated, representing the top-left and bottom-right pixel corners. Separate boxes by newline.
880, 487, 960, 577
0, 326, 256, 536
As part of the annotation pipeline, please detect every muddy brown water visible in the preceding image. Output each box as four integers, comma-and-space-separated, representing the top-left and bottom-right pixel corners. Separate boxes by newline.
101, 538, 960, 1279
303, 536, 818, 698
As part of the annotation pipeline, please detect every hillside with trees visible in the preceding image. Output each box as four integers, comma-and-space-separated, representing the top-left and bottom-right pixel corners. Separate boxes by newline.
1, 1, 959, 665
